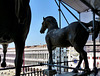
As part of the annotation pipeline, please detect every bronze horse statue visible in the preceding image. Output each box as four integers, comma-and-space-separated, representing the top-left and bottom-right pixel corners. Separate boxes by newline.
0, 0, 31, 76
40, 16, 100, 73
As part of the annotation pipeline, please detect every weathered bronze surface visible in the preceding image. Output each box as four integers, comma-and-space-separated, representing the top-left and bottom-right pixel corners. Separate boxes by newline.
40, 16, 100, 73
0, 0, 31, 76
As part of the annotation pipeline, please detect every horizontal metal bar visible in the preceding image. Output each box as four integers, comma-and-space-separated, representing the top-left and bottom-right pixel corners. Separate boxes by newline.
0, 64, 43, 70
53, 60, 79, 64
0, 67, 15, 70
40, 63, 85, 71
87, 51, 100, 52
85, 44, 100, 46
22, 64, 42, 68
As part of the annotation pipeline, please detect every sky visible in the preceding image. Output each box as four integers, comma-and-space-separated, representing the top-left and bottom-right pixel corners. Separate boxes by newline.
7, 0, 79, 48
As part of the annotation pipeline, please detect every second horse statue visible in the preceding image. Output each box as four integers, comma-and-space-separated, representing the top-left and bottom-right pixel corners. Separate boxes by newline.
40, 16, 100, 73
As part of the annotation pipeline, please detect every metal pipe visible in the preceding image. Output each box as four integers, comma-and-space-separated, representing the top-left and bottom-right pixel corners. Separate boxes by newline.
59, 0, 61, 28
93, 11, 97, 76
0, 64, 42, 70
40, 63, 85, 71
55, 0, 69, 24
85, 44, 100, 46
59, 0, 61, 74
53, 60, 79, 64
61, 2, 90, 32
93, 12, 96, 68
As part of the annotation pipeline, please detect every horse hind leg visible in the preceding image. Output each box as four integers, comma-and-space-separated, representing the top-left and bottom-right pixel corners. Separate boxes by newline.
74, 47, 90, 73
81, 50, 90, 70
1, 44, 8, 67
72, 55, 83, 73
72, 44, 89, 73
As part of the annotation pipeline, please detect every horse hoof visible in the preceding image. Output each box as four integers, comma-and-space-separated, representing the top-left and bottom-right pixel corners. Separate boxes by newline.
1, 62, 6, 67
80, 68, 91, 76
85, 68, 91, 74
72, 69, 78, 73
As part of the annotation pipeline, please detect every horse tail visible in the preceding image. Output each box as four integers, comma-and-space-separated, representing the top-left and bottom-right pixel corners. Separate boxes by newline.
87, 21, 93, 27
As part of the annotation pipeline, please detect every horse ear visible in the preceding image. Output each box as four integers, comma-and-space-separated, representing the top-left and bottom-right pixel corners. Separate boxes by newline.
43, 17, 45, 21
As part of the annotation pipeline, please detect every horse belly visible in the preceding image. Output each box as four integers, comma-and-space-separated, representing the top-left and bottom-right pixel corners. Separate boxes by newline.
0, 37, 13, 44
0, 33, 13, 44
51, 37, 71, 48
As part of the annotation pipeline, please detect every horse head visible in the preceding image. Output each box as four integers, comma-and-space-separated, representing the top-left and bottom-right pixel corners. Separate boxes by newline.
40, 17, 48, 33
40, 16, 58, 33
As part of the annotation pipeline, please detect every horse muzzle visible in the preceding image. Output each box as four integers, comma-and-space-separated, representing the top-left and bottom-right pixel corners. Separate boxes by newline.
40, 30, 44, 34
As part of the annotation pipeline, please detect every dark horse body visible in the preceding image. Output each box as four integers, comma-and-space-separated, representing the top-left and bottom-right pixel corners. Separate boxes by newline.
40, 16, 100, 73
0, 0, 31, 76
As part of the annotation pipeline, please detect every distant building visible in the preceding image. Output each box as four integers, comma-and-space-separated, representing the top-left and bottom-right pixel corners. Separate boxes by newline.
53, 48, 68, 72
0, 40, 100, 72
53, 38, 100, 72
0, 44, 49, 70
53, 47, 79, 72
84, 40, 100, 69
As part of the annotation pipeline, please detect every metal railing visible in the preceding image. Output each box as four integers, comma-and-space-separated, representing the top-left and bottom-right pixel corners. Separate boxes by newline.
0, 44, 100, 76
0, 64, 45, 76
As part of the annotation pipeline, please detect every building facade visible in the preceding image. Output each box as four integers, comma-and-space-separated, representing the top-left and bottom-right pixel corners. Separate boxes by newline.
0, 45, 49, 70
53, 38, 100, 72
0, 40, 100, 72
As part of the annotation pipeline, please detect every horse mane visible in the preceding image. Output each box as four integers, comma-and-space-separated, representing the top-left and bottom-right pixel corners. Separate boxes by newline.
45, 16, 58, 28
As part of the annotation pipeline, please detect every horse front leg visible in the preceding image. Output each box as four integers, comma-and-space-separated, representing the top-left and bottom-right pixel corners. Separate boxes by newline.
14, 41, 25, 76
1, 44, 8, 67
47, 45, 53, 70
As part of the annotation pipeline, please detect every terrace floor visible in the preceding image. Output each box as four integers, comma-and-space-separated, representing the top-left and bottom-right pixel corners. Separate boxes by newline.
56, 70, 100, 76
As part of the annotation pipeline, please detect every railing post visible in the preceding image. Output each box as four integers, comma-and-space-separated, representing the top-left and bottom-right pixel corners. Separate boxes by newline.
67, 61, 68, 72
40, 69, 42, 76
28, 67, 29, 76
31, 67, 32, 76
37, 68, 39, 76
25, 67, 27, 76
33, 68, 36, 76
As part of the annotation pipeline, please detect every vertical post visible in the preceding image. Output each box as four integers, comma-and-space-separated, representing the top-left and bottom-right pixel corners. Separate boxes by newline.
40, 69, 42, 76
59, 0, 61, 74
28, 67, 29, 76
67, 61, 68, 72
59, 0, 61, 28
93, 11, 97, 76
37, 68, 39, 76
31, 68, 32, 76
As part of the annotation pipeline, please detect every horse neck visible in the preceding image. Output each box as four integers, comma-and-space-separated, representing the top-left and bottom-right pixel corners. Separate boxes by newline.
47, 24, 58, 32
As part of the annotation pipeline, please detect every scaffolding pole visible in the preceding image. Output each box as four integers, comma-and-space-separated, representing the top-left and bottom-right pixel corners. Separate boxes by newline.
93, 11, 97, 76
58, 0, 61, 74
